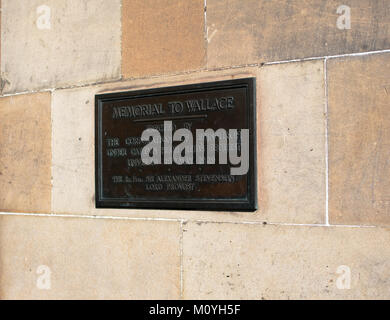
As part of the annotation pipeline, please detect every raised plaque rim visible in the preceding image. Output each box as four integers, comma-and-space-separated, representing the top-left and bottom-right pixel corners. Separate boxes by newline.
95, 78, 257, 212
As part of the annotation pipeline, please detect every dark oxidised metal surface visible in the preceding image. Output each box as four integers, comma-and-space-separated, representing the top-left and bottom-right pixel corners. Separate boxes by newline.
95, 78, 256, 211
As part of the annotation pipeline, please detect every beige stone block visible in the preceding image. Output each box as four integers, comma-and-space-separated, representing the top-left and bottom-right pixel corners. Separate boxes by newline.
328, 53, 390, 226
258, 60, 326, 224
0, 215, 180, 299
52, 68, 260, 220
1, 0, 121, 94
207, 0, 390, 68
52, 63, 325, 224
182, 222, 390, 299
122, 0, 206, 78
52, 88, 95, 214
0, 92, 51, 213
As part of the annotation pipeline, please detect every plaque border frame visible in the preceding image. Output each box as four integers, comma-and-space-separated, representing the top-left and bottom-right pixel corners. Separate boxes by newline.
95, 78, 257, 211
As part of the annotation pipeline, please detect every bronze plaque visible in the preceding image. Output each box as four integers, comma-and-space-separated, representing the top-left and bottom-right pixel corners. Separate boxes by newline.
95, 78, 256, 211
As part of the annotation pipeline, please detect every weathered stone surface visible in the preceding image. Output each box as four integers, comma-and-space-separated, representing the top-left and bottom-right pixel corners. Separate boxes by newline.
122, 0, 206, 78
207, 0, 390, 68
0, 215, 180, 299
1, 0, 121, 94
328, 53, 390, 226
258, 60, 326, 224
182, 222, 390, 299
52, 68, 261, 220
51, 87, 95, 214
0, 92, 51, 213
52, 63, 326, 224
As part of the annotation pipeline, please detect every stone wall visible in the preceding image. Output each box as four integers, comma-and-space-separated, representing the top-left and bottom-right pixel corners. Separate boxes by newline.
0, 0, 389, 299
